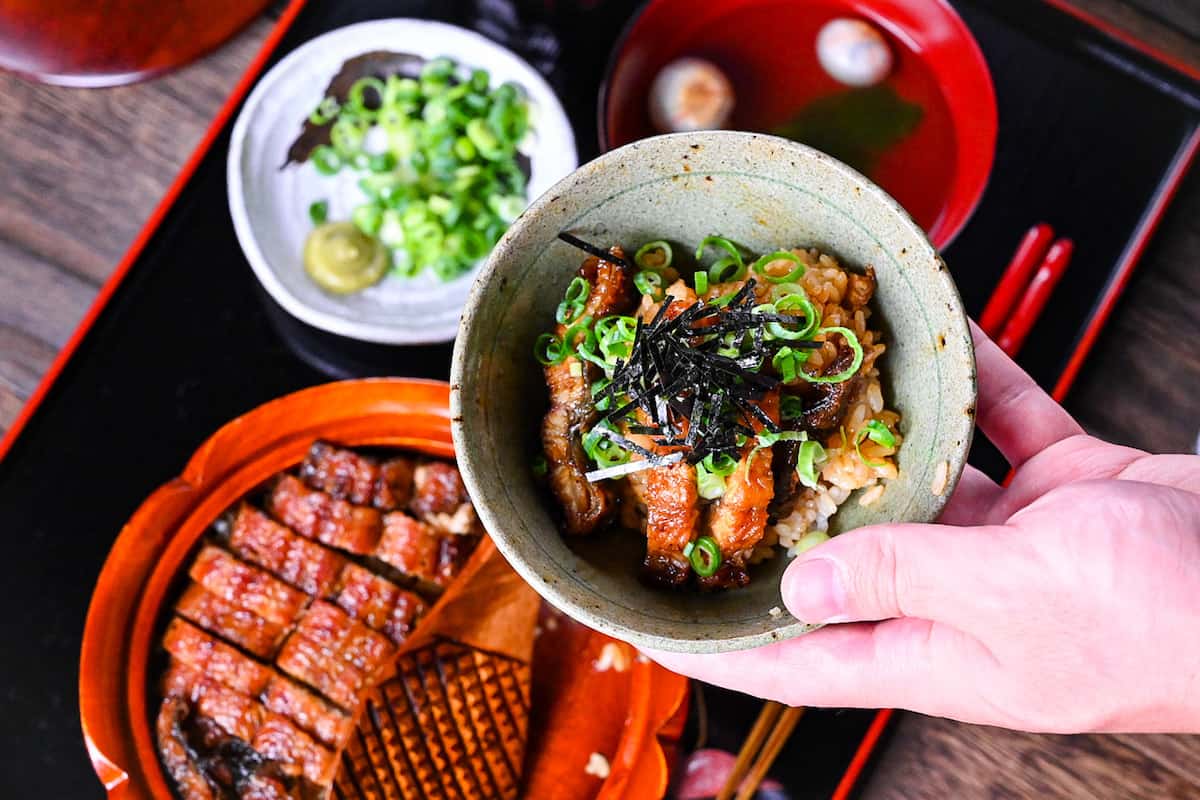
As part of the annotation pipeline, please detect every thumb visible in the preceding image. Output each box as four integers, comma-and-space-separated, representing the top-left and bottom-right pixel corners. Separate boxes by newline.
781, 522, 1008, 627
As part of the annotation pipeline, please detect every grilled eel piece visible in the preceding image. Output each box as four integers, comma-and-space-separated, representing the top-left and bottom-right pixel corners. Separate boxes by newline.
700, 391, 780, 591
627, 280, 702, 587
541, 247, 635, 535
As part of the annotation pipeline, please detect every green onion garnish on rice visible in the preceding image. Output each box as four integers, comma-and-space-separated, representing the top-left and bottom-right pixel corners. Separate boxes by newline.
854, 418, 896, 467
634, 240, 673, 271
689, 536, 722, 577
751, 250, 806, 284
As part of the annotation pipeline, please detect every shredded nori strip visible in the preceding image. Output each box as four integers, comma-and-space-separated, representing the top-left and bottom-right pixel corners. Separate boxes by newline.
590, 278, 820, 469
558, 231, 635, 270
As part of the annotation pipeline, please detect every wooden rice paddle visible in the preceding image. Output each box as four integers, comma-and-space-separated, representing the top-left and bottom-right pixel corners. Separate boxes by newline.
333, 539, 540, 799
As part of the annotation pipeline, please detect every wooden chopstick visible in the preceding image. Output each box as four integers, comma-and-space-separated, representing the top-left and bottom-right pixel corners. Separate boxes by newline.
718, 701, 804, 800
979, 223, 1055, 337
996, 238, 1074, 356
717, 701, 784, 800
734, 706, 804, 800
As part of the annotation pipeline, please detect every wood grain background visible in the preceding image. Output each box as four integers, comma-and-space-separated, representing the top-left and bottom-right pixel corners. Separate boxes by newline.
0, 2, 1197, 798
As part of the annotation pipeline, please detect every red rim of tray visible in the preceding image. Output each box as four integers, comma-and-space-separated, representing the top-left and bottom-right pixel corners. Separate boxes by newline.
0, 2, 1190, 798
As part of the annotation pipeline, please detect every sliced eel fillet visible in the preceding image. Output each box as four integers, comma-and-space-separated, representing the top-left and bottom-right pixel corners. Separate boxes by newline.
628, 281, 701, 587
267, 475, 383, 555
189, 546, 309, 628
163, 617, 274, 697
262, 674, 355, 751
375, 511, 472, 588
541, 248, 635, 536
701, 391, 780, 590
408, 461, 481, 535
331, 561, 426, 645
230, 504, 348, 598
157, 694, 217, 800
276, 601, 396, 711
175, 581, 288, 659
159, 662, 336, 794
299, 440, 414, 510
797, 334, 863, 433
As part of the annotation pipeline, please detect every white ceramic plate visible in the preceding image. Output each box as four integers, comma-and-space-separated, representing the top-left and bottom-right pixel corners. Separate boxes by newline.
228, 19, 577, 344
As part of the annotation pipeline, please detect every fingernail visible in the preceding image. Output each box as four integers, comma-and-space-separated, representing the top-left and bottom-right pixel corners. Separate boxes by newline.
782, 558, 849, 624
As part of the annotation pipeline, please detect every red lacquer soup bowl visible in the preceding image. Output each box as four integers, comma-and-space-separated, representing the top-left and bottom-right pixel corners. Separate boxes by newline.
601, 0, 997, 248
78, 379, 687, 799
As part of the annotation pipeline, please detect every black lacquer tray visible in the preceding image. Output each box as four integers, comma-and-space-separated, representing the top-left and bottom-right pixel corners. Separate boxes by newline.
0, 0, 1197, 797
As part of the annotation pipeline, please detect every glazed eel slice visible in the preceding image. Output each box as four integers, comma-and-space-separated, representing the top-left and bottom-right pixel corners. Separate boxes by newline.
267, 475, 383, 556
628, 281, 702, 588
299, 441, 415, 511
700, 390, 780, 591
228, 505, 427, 646
541, 247, 636, 536
158, 662, 337, 796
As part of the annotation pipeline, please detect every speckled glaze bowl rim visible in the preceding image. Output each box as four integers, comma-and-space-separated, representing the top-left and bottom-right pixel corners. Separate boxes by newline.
450, 130, 975, 653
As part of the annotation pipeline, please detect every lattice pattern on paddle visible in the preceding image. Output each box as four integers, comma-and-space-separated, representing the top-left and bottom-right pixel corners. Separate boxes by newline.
333, 639, 531, 800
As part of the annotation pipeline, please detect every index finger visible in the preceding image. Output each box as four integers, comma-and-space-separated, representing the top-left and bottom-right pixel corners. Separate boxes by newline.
972, 320, 1083, 469
643, 618, 981, 718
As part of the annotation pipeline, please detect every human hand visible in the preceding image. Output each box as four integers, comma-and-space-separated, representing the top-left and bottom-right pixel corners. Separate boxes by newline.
649, 322, 1200, 733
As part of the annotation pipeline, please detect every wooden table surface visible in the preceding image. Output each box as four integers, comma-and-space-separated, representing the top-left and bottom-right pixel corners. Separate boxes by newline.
1, 1, 1197, 798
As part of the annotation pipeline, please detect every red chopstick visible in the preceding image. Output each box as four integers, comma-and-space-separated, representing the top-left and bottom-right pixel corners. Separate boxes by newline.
995, 238, 1074, 356
979, 223, 1056, 337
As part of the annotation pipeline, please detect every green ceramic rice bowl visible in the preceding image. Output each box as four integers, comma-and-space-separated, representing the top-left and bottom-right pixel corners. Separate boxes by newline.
450, 131, 975, 653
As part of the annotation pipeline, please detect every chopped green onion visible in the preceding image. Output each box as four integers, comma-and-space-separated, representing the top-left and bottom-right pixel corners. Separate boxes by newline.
781, 395, 804, 420
311, 145, 342, 175
751, 251, 806, 283
772, 346, 810, 383
694, 271, 709, 295
347, 76, 386, 118
708, 256, 747, 283
695, 451, 739, 499
308, 200, 328, 225
352, 204, 384, 236
863, 418, 897, 448
305, 57, 528, 283
534, 333, 567, 366
797, 327, 864, 384
367, 152, 396, 173
855, 419, 896, 467
330, 116, 368, 157
793, 529, 830, 554
776, 292, 820, 337
696, 461, 727, 500
770, 282, 805, 302
634, 240, 673, 271
695, 236, 742, 267
531, 454, 548, 477
682, 541, 695, 558
595, 315, 637, 363
634, 270, 664, 300
796, 440, 826, 488
689, 536, 722, 577
563, 315, 595, 352
704, 452, 739, 476
556, 277, 590, 324
309, 96, 340, 125
582, 423, 630, 469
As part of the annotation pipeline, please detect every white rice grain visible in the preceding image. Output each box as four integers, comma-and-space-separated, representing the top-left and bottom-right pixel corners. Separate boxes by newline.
593, 642, 631, 673
585, 753, 611, 779
858, 484, 885, 507
931, 460, 950, 496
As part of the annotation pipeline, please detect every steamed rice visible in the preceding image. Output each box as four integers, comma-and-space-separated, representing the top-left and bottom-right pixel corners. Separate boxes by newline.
764, 248, 902, 559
